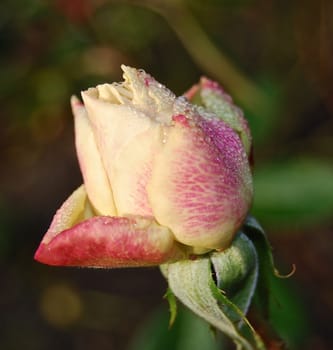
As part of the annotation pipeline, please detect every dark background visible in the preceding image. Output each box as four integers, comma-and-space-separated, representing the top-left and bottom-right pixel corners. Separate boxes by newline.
1, 1, 333, 349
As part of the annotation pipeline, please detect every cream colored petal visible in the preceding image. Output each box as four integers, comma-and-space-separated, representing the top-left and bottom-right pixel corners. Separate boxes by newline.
39, 185, 93, 245
81, 91, 155, 211
112, 125, 164, 216
71, 96, 116, 216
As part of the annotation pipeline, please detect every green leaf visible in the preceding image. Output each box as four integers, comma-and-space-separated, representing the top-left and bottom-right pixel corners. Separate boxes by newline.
268, 275, 309, 349
129, 305, 223, 350
252, 159, 333, 228
162, 234, 264, 350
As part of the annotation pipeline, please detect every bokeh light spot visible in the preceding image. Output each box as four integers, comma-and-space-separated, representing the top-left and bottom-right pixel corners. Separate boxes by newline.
40, 284, 82, 328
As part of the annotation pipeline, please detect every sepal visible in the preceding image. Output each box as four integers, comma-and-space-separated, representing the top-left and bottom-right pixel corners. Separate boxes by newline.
162, 232, 264, 349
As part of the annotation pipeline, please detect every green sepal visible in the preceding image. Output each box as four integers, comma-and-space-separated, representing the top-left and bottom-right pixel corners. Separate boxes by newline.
164, 287, 178, 328
208, 275, 265, 350
242, 215, 294, 317
210, 233, 258, 323
161, 232, 265, 350
163, 257, 253, 350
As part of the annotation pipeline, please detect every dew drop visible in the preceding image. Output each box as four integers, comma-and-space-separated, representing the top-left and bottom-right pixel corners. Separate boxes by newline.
161, 128, 168, 144
204, 136, 211, 143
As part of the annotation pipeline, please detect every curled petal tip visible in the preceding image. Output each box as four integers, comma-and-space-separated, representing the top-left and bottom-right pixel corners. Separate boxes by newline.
71, 95, 86, 119
71, 95, 83, 107
34, 244, 49, 264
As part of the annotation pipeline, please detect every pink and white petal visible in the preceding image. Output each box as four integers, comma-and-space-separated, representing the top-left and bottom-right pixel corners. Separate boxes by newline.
38, 185, 93, 246
112, 125, 163, 216
148, 117, 253, 250
71, 96, 116, 216
199, 77, 252, 156
34, 216, 184, 268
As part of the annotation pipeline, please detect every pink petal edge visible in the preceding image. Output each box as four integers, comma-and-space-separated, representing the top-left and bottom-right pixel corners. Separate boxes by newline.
34, 216, 184, 268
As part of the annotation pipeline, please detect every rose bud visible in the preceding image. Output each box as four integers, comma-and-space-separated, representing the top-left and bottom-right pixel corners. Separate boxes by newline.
34, 66, 253, 268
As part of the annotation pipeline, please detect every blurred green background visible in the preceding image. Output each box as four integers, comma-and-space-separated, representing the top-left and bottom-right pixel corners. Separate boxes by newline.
1, 0, 332, 349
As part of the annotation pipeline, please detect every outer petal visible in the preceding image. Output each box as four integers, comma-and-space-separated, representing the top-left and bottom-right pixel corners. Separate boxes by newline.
148, 116, 253, 251
36, 185, 93, 246
71, 96, 116, 216
34, 216, 185, 268
184, 77, 252, 156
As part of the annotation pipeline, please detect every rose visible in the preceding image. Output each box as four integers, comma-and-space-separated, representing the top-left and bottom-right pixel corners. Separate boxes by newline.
34, 65, 253, 268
